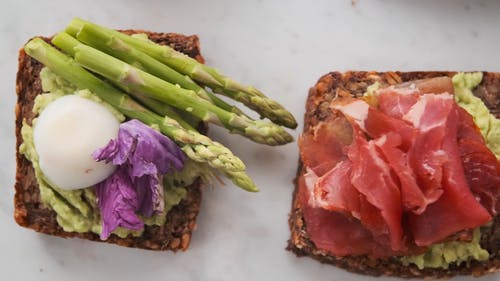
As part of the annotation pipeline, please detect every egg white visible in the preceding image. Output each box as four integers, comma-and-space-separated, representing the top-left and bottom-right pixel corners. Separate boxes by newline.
34, 95, 120, 190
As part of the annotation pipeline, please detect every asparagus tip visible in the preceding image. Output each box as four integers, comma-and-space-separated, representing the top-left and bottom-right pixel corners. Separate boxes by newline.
226, 171, 259, 192
238, 118, 294, 146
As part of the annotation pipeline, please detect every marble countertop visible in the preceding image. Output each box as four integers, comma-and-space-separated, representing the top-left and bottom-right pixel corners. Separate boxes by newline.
1, 1, 499, 280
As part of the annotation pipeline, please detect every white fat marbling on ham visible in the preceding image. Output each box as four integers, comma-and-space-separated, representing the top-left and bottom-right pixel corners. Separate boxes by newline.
304, 167, 319, 207
331, 100, 369, 130
380, 84, 418, 95
403, 93, 453, 132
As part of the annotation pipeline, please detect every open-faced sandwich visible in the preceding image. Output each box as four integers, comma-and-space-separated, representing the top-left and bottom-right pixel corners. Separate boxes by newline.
15, 18, 296, 250
288, 71, 500, 277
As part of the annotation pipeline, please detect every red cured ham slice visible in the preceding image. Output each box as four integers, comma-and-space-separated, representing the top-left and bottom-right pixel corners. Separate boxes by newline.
334, 100, 435, 214
404, 93, 453, 131
314, 160, 359, 212
375, 132, 427, 214
340, 102, 430, 214
457, 107, 486, 143
313, 160, 389, 243
310, 122, 407, 253
408, 107, 491, 246
364, 107, 416, 151
299, 116, 353, 176
333, 99, 416, 150
298, 173, 399, 257
404, 94, 456, 205
377, 76, 454, 119
397, 76, 454, 95
348, 125, 405, 251
457, 108, 500, 215
378, 90, 419, 119
330, 100, 369, 129
460, 139, 500, 215
393, 76, 454, 96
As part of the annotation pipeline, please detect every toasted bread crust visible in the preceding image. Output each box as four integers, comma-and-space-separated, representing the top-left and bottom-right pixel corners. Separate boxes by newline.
15, 31, 204, 251
288, 71, 500, 277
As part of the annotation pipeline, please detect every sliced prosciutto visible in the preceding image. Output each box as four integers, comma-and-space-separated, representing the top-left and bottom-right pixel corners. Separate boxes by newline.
375, 132, 427, 214
378, 90, 419, 119
333, 100, 437, 212
298, 76, 499, 258
364, 106, 416, 151
299, 115, 352, 176
348, 126, 405, 251
403, 94, 456, 207
457, 107, 500, 215
298, 173, 399, 257
377, 76, 454, 119
407, 106, 491, 246
314, 160, 359, 213
395, 76, 454, 95
314, 136, 405, 252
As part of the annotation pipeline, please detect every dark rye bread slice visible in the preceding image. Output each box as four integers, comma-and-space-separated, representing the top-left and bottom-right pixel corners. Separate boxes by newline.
287, 71, 500, 277
15, 31, 205, 251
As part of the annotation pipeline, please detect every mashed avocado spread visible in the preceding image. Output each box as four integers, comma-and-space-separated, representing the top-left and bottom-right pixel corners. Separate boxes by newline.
400, 228, 489, 270
453, 72, 500, 158
20, 67, 198, 238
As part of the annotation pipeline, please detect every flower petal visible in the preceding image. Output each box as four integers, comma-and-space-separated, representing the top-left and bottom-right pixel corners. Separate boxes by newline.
93, 119, 186, 238
96, 166, 143, 240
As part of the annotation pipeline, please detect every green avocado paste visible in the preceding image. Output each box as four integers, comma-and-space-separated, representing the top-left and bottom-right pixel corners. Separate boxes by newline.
20, 67, 200, 238
453, 72, 500, 158
398, 72, 499, 269
400, 228, 489, 270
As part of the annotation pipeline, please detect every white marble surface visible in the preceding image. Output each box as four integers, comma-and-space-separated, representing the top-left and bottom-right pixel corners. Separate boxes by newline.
1, 0, 500, 280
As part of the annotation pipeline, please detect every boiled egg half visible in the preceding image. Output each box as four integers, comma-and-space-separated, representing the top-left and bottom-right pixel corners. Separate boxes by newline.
34, 95, 120, 190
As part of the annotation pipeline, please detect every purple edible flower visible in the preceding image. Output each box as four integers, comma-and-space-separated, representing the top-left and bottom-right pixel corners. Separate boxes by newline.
95, 166, 143, 240
93, 119, 186, 239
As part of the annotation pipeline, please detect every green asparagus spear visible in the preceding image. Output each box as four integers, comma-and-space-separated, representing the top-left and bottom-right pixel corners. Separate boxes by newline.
53, 33, 199, 130
73, 23, 248, 117
52, 33, 198, 130
53, 33, 293, 145
133, 93, 197, 131
66, 18, 297, 129
24, 38, 258, 192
